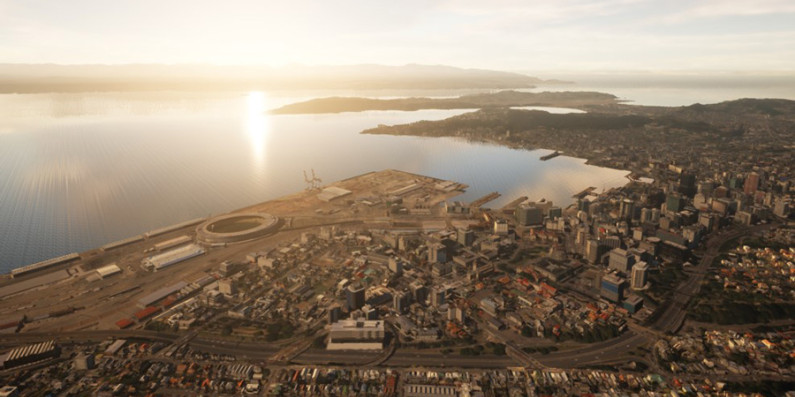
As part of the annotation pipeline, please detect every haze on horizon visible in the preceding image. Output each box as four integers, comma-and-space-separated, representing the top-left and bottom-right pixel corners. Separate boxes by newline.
1, 0, 794, 73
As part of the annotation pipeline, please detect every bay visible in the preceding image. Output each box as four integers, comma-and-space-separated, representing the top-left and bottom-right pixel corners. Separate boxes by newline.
0, 91, 629, 272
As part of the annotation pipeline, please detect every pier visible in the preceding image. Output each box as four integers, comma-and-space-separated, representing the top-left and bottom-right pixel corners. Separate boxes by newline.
572, 186, 597, 200
500, 196, 528, 214
540, 150, 562, 161
469, 192, 501, 209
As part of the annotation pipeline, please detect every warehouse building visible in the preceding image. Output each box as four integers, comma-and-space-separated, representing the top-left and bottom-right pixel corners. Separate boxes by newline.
137, 281, 188, 308
142, 244, 204, 272
95, 263, 121, 279
0, 341, 60, 369
153, 235, 192, 251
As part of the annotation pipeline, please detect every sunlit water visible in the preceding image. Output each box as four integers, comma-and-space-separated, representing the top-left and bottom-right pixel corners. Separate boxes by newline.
0, 92, 632, 272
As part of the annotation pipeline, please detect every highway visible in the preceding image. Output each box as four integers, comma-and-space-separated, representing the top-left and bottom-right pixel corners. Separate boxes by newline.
648, 224, 773, 333
536, 224, 775, 368
536, 331, 647, 368
383, 350, 518, 368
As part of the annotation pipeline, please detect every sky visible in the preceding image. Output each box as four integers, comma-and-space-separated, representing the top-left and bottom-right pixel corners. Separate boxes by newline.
1, 0, 794, 72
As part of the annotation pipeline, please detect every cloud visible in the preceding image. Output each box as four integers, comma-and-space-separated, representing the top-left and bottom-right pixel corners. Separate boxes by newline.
654, 0, 795, 23
0, 0, 793, 70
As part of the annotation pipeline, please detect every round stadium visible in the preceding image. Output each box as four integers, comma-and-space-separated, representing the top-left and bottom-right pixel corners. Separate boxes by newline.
196, 213, 279, 244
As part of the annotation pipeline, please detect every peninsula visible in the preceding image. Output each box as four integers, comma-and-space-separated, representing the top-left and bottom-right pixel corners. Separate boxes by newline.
362, 98, 795, 179
269, 90, 616, 114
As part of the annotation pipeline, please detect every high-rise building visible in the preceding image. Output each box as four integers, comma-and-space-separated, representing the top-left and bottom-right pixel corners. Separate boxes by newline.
346, 283, 366, 311
428, 243, 449, 263
600, 274, 625, 302
516, 204, 544, 226
743, 172, 760, 195
447, 305, 465, 322
493, 219, 509, 235
457, 228, 475, 247
604, 235, 621, 249
219, 279, 235, 296
430, 287, 446, 307
621, 294, 644, 313
619, 199, 634, 220
698, 212, 716, 230
328, 304, 342, 324
697, 180, 714, 197
631, 261, 649, 290
410, 281, 428, 306
640, 208, 651, 223
393, 291, 409, 313
650, 208, 661, 223
774, 199, 791, 218
608, 248, 636, 273
362, 304, 378, 320
586, 239, 601, 264
388, 257, 403, 274
678, 172, 697, 198
666, 194, 684, 213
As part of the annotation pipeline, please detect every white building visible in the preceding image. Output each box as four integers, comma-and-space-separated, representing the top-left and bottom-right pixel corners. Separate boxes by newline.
142, 244, 204, 271
631, 261, 649, 290
95, 263, 122, 279
326, 318, 384, 351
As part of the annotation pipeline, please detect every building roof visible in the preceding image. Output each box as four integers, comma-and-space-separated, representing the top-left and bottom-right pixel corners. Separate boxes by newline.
317, 186, 352, 202
137, 281, 188, 307
143, 244, 204, 270
96, 263, 121, 278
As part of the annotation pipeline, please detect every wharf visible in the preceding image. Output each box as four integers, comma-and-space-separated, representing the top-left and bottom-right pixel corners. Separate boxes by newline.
572, 187, 596, 200
500, 196, 528, 214
540, 151, 562, 161
469, 192, 501, 209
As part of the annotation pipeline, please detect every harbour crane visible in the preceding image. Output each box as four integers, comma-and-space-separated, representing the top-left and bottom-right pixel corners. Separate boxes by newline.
303, 169, 322, 191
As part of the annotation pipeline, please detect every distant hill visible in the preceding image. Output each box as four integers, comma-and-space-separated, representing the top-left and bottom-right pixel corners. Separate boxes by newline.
271, 90, 617, 114
0, 63, 565, 93
361, 97, 795, 174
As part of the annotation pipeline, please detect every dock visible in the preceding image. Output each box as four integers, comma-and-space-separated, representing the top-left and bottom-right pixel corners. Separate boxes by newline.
500, 196, 528, 214
572, 187, 597, 200
469, 192, 501, 209
540, 151, 562, 161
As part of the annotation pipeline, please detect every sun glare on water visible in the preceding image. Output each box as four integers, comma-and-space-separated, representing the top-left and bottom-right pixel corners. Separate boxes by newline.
245, 91, 270, 170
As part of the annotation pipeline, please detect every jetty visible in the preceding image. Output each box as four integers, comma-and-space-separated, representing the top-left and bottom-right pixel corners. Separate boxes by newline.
540, 151, 562, 161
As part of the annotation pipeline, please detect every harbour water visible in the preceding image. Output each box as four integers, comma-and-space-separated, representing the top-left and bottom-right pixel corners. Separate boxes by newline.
0, 91, 629, 272
3, 79, 788, 272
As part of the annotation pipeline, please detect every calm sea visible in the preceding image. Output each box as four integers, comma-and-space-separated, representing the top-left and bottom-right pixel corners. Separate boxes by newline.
1, 81, 787, 272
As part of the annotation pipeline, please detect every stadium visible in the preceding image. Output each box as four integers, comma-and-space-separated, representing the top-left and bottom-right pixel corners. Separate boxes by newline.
195, 213, 279, 244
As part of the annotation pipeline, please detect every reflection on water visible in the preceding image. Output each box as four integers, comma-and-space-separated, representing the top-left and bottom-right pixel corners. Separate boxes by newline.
0, 92, 629, 272
246, 92, 270, 171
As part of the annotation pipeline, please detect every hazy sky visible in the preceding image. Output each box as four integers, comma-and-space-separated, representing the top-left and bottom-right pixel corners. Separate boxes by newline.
1, 0, 794, 71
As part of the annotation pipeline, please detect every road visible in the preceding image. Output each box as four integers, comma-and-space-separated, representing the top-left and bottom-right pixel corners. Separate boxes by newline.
648, 224, 773, 333
536, 331, 647, 368
1, 224, 778, 372
383, 350, 518, 368
536, 223, 775, 368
